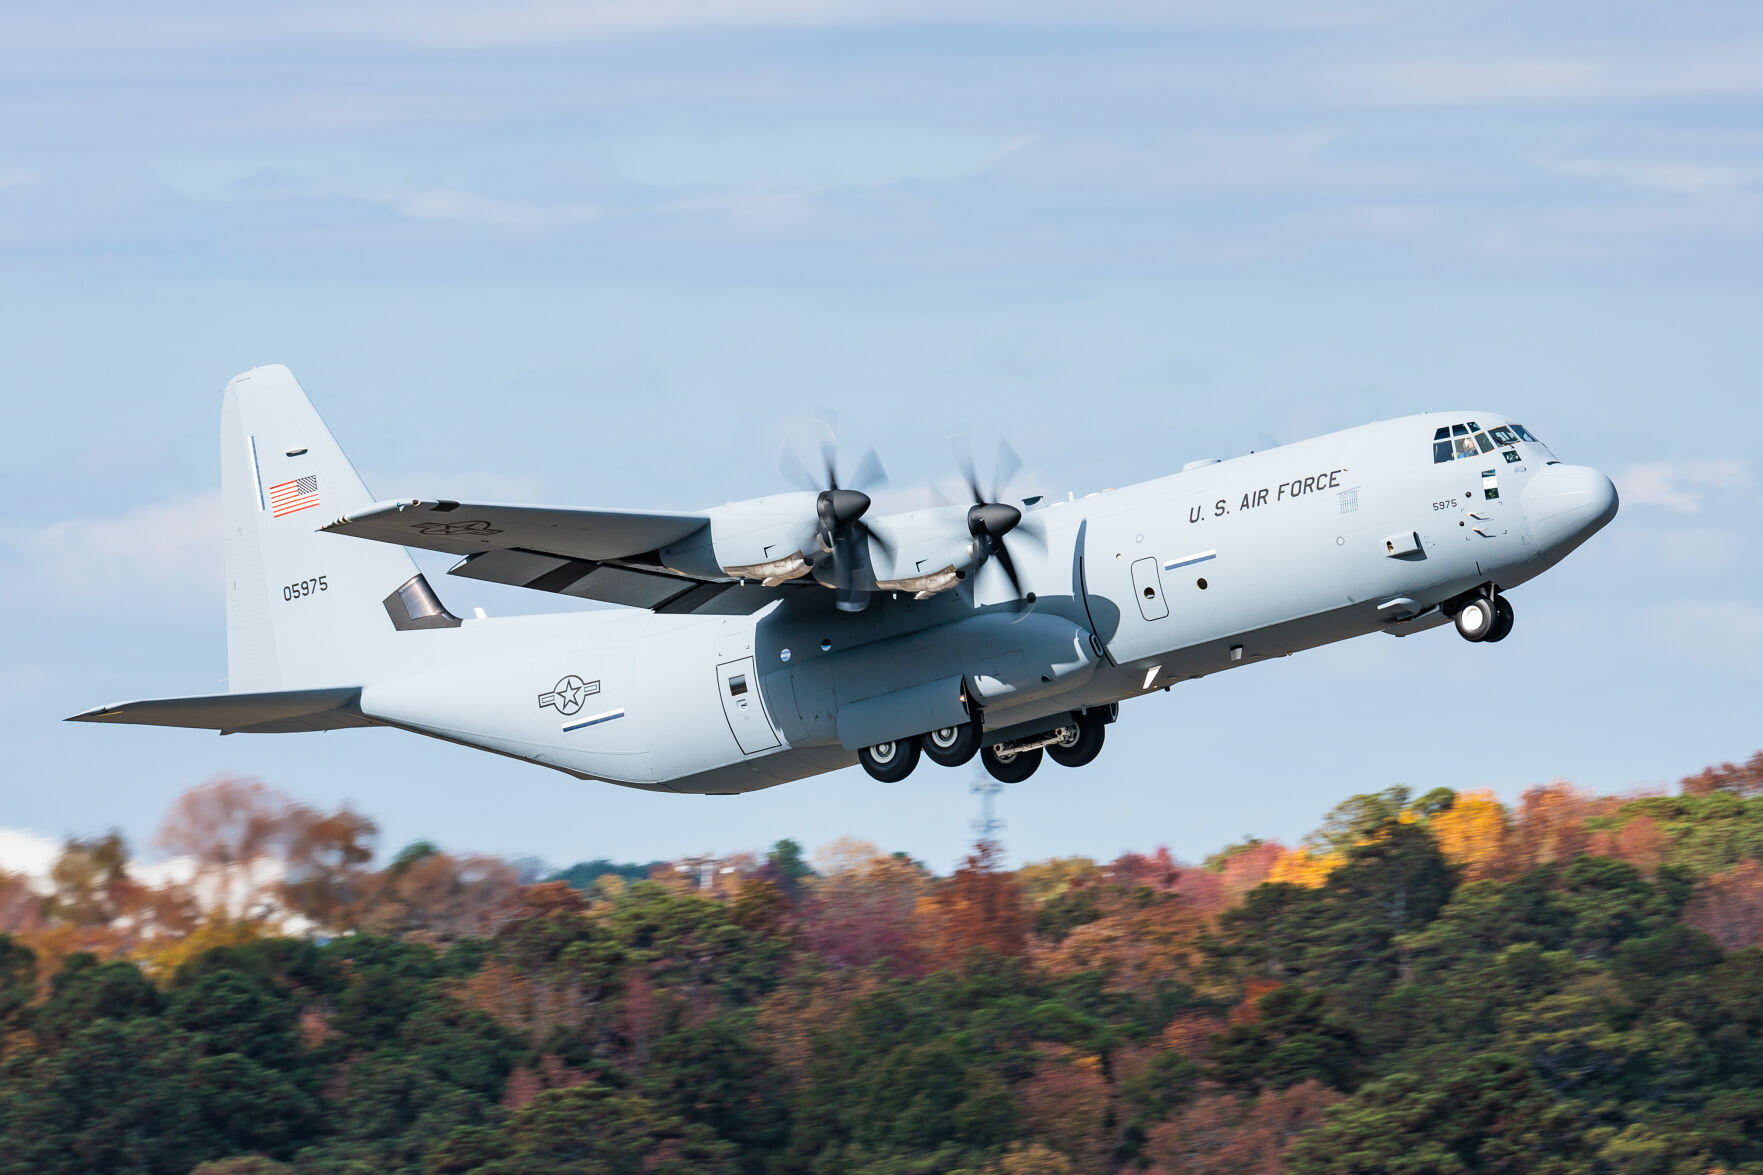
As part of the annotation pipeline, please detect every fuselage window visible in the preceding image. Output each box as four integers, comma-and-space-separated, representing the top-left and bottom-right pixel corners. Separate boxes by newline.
728, 674, 748, 697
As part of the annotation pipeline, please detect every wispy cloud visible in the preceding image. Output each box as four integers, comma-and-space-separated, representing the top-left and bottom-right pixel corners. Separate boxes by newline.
377, 189, 598, 230
0, 492, 222, 616
1617, 459, 1752, 513
1535, 148, 1763, 197
1330, 44, 1763, 108
0, 0, 1401, 54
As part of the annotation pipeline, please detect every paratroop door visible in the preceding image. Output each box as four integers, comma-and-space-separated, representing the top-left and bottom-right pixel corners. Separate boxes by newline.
716, 657, 781, 755
1130, 557, 1170, 621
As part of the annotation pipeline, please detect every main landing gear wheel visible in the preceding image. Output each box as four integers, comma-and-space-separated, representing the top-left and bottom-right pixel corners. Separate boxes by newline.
981, 742, 1043, 784
859, 738, 921, 783
923, 722, 981, 767
1047, 712, 1107, 768
1455, 597, 1497, 642
1485, 596, 1515, 643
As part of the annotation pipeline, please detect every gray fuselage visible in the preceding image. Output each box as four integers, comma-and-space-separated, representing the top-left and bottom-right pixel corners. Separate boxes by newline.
356, 411, 1617, 793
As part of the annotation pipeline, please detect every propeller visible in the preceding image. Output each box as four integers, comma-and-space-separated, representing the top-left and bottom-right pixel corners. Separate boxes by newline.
778, 417, 893, 612
956, 438, 1043, 609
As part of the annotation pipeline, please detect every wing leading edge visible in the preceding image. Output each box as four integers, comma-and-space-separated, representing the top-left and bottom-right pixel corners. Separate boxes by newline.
322, 499, 787, 614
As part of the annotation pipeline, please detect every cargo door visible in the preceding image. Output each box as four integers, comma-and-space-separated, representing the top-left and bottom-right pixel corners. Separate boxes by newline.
715, 657, 781, 755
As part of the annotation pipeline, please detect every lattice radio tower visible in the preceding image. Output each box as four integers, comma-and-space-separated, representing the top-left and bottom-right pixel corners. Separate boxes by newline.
971, 778, 1005, 846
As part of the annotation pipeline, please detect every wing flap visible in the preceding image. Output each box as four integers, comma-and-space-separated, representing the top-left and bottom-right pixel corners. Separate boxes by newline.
322, 499, 709, 561
68, 687, 371, 734
327, 499, 792, 614
448, 550, 776, 614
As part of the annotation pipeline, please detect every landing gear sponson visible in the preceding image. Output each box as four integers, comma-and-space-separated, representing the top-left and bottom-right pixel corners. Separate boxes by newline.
857, 706, 1115, 783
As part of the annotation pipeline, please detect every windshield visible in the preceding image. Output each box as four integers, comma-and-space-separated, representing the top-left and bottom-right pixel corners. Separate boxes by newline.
1433, 420, 1537, 464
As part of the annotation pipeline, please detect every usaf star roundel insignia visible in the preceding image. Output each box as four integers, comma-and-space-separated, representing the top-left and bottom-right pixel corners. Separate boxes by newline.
537, 675, 597, 716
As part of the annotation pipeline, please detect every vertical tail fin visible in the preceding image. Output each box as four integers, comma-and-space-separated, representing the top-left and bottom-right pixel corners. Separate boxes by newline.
221, 365, 454, 692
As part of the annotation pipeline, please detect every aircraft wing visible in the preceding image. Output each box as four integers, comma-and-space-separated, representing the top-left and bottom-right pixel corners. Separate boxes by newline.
323, 499, 781, 614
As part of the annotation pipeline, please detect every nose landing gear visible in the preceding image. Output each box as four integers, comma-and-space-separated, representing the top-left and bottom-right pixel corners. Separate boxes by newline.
1454, 592, 1515, 643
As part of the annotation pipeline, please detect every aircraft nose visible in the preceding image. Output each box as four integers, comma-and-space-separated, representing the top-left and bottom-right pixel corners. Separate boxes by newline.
1521, 463, 1619, 560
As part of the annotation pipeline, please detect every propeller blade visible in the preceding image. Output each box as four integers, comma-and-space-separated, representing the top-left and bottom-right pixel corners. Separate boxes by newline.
778, 444, 819, 493
815, 413, 840, 489
993, 438, 1022, 500
993, 539, 1025, 600
857, 519, 895, 563
847, 447, 888, 493
953, 438, 985, 504
1010, 512, 1047, 554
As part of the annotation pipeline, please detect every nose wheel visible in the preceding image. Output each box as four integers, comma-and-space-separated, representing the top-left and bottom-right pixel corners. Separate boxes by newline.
1455, 594, 1515, 643
1487, 596, 1514, 642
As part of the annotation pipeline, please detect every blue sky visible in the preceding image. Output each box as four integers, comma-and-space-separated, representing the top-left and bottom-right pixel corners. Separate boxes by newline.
2, 0, 1760, 875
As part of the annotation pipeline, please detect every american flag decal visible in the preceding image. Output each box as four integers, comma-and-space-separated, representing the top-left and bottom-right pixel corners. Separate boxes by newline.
268, 475, 320, 518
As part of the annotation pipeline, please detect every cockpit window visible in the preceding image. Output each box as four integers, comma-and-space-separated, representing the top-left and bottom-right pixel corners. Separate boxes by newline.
1512, 423, 1540, 443
1433, 420, 1527, 463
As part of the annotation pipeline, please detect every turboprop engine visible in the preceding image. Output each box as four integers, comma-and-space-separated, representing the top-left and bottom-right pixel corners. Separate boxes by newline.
658, 492, 824, 586
658, 437, 1042, 612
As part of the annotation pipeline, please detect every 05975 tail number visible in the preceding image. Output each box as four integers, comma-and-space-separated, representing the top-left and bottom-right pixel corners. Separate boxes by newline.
282, 576, 327, 602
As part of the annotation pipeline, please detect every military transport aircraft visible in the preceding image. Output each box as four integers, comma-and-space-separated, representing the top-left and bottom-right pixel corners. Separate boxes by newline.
72, 366, 1618, 791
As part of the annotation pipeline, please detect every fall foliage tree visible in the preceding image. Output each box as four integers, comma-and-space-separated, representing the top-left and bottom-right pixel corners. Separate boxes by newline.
4, 755, 1763, 1174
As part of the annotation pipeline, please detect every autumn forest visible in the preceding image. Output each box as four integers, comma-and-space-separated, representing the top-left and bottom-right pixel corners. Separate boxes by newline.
6, 751, 1763, 1174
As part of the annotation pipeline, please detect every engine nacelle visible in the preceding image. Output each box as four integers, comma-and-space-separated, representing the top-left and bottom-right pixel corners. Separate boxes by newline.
659, 493, 821, 583
863, 504, 979, 596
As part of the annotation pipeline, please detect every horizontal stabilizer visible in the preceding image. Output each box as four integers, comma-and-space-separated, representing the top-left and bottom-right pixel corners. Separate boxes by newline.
68, 687, 371, 735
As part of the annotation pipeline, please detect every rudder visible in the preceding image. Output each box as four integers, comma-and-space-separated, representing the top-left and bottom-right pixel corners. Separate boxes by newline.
221, 365, 454, 692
